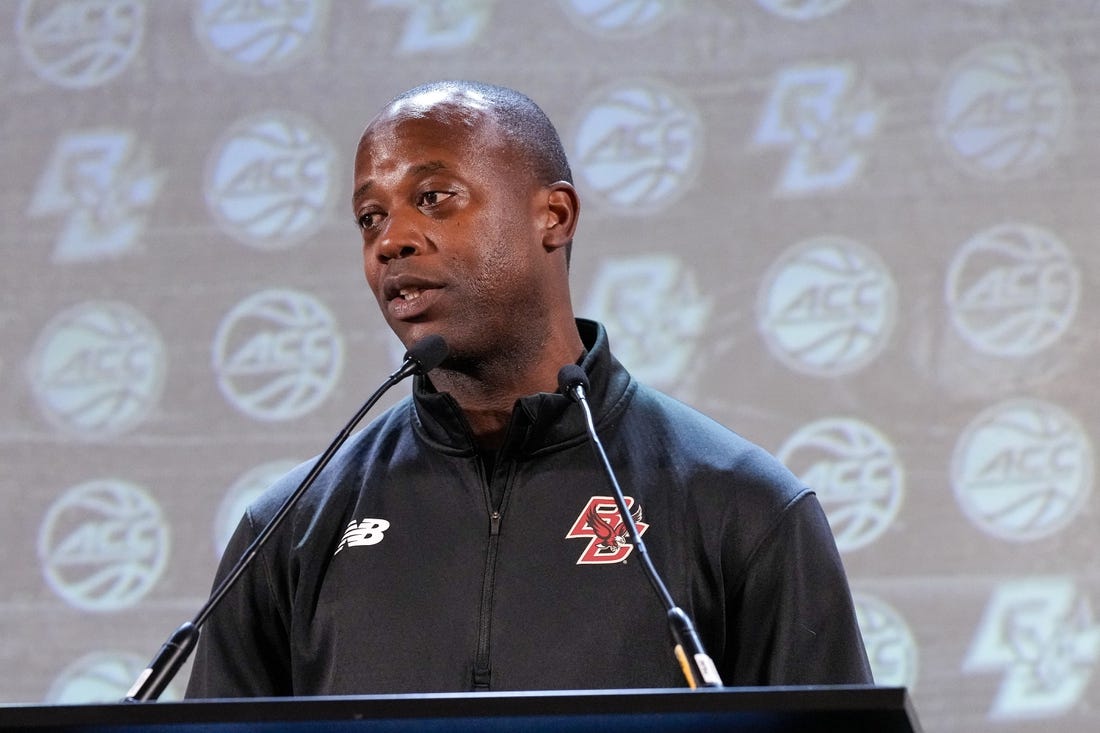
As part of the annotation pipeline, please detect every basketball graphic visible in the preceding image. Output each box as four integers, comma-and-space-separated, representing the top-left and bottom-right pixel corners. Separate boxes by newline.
854, 593, 919, 689
952, 400, 1092, 542
212, 289, 344, 421
573, 80, 702, 212
27, 301, 166, 439
757, 236, 896, 377
558, 0, 676, 37
45, 651, 180, 703
946, 223, 1079, 358
194, 0, 327, 73
937, 41, 1072, 180
16, 0, 145, 89
753, 0, 851, 21
38, 479, 169, 612
777, 417, 904, 552
205, 111, 337, 250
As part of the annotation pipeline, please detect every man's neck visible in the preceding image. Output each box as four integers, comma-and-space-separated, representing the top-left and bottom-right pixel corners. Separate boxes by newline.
429, 331, 585, 451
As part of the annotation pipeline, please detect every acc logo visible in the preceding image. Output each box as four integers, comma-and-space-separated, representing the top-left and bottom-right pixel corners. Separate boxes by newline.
214, 458, 299, 557
194, 0, 328, 73
583, 254, 711, 390
567, 496, 648, 564
937, 42, 1072, 180
753, 63, 879, 195
757, 235, 896, 377
334, 518, 391, 555
212, 289, 343, 421
371, 0, 494, 53
29, 130, 164, 263
573, 79, 702, 212
38, 479, 169, 612
777, 417, 903, 552
16, 0, 145, 88
557, 0, 677, 37
46, 650, 182, 703
965, 578, 1100, 720
205, 111, 337, 250
853, 592, 918, 689
951, 399, 1092, 542
752, 0, 850, 21
946, 222, 1079, 359
27, 301, 166, 438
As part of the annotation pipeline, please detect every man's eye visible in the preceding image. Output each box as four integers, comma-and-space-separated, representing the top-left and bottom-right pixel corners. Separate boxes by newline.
357, 211, 380, 230
418, 191, 452, 207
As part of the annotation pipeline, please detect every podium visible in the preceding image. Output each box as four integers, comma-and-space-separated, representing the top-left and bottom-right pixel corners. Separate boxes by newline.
2, 686, 922, 732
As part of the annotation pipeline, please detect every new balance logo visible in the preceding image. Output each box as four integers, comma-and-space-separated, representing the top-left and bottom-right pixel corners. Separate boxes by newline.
333, 518, 390, 555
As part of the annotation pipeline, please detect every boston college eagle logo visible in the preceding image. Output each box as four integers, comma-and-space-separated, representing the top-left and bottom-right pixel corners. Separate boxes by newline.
566, 495, 649, 564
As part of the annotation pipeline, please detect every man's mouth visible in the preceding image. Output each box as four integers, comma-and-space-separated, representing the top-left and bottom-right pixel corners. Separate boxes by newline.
398, 287, 424, 302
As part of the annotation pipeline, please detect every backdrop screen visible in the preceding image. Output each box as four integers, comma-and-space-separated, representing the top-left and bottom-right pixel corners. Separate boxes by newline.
1, 2, 1097, 731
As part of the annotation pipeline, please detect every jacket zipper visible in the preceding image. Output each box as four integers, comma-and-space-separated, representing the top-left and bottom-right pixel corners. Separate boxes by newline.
472, 462, 506, 690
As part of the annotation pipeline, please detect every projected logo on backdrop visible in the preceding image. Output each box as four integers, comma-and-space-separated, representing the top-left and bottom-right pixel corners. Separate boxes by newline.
573, 80, 702, 212
951, 399, 1092, 542
27, 301, 166, 438
46, 650, 182, 703
214, 459, 299, 557
371, 0, 494, 52
854, 593, 919, 689
757, 236, 896, 377
38, 479, 169, 612
29, 130, 164, 263
777, 417, 903, 552
558, 0, 676, 37
583, 254, 711, 390
16, 0, 145, 88
946, 223, 1079, 358
212, 289, 343, 421
194, 0, 328, 72
753, 63, 879, 195
753, 0, 850, 21
937, 42, 1073, 180
965, 578, 1100, 721
205, 111, 337, 250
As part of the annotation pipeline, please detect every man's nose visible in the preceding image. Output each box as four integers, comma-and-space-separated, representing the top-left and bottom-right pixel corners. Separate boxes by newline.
376, 211, 425, 263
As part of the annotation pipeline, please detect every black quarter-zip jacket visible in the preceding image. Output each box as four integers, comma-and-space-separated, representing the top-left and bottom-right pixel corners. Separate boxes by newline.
186, 320, 872, 697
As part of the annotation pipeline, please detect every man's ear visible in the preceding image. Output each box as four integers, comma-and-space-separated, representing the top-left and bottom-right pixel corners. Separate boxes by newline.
541, 181, 580, 252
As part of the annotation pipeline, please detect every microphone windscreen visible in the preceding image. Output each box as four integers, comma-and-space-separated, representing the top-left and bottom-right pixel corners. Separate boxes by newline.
405, 335, 449, 374
557, 364, 590, 395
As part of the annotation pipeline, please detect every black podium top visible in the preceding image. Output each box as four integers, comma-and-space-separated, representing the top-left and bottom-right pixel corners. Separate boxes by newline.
1, 686, 922, 733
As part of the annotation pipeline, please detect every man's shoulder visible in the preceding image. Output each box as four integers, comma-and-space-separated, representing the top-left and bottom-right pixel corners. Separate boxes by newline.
247, 396, 417, 523
626, 382, 806, 504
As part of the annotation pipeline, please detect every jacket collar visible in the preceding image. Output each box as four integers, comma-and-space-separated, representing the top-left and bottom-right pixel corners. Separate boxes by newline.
409, 319, 634, 458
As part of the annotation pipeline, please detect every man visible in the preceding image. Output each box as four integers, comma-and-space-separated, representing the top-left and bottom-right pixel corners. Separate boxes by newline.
186, 80, 872, 697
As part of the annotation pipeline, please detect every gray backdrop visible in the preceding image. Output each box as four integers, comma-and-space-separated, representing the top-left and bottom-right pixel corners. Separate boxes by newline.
1, 1, 1098, 731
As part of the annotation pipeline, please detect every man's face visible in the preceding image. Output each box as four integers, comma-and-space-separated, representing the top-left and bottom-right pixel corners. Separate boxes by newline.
352, 99, 552, 361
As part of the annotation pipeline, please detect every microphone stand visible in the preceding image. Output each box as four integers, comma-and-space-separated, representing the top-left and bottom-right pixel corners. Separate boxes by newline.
123, 336, 448, 702
560, 366, 723, 689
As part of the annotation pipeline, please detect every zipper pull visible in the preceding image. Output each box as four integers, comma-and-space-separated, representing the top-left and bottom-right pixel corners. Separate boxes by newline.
489, 510, 501, 536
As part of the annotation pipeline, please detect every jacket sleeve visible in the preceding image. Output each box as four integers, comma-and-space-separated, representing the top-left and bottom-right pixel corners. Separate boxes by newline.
722, 490, 874, 686
184, 508, 294, 698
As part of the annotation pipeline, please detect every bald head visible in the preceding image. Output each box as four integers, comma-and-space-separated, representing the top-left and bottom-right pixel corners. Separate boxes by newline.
373, 80, 573, 188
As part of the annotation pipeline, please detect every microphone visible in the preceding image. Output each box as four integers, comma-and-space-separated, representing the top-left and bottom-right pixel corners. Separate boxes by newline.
557, 365, 723, 690
124, 335, 449, 702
